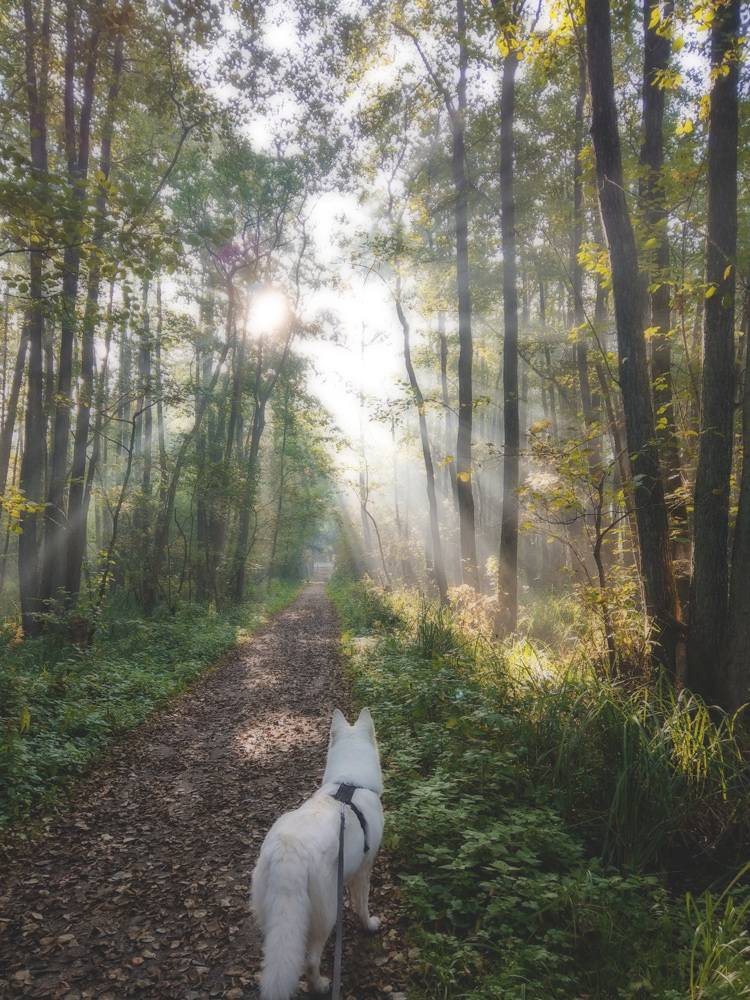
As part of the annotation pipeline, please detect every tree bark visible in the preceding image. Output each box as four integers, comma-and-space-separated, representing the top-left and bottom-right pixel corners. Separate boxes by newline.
0, 329, 29, 497
640, 0, 689, 602
723, 329, 750, 715
267, 383, 291, 582
395, 288, 449, 605
689, 0, 740, 701
452, 0, 479, 590
18, 0, 51, 636
586, 0, 683, 676
496, 44, 520, 633
438, 311, 458, 510
41, 0, 102, 606
66, 23, 124, 601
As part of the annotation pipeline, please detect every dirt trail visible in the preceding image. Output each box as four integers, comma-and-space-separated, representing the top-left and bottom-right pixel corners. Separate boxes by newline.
0, 584, 407, 1000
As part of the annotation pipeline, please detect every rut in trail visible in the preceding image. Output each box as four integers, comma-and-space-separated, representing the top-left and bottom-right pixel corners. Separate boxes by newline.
0, 583, 407, 1000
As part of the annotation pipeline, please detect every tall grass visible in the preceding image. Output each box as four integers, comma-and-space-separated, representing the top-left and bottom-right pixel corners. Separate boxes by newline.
688, 866, 750, 999
330, 579, 750, 1000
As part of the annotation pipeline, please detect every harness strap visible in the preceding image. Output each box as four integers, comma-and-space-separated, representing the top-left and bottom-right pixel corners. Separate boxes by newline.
332, 803, 345, 1000
332, 783, 370, 853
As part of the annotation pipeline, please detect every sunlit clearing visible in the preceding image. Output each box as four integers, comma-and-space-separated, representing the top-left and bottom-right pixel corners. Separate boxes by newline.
249, 290, 288, 335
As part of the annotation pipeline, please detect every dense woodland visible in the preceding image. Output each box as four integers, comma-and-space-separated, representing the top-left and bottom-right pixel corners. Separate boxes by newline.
0, 0, 747, 714
1, 0, 748, 712
2, 0, 750, 996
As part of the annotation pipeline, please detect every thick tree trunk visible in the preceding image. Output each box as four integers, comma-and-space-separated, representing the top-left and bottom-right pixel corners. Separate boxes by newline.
689, 0, 740, 701
395, 290, 449, 605
586, 0, 683, 677
496, 46, 520, 633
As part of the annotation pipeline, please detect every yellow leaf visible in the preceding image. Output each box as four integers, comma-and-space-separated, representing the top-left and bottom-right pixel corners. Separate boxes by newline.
724, 264, 733, 280
705, 286, 717, 298
497, 36, 509, 56
649, 5, 660, 28
457, 472, 471, 483
19, 708, 30, 733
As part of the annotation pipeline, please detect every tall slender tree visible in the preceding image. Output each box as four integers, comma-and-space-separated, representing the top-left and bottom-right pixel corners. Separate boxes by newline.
585, 0, 683, 676
689, 0, 741, 701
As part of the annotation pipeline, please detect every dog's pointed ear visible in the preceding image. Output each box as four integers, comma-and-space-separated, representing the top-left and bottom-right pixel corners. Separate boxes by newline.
355, 707, 376, 734
330, 709, 348, 735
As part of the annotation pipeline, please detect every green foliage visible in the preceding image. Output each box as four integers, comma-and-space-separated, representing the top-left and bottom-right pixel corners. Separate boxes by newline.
687, 867, 750, 999
0, 583, 302, 831
327, 576, 400, 636
330, 581, 750, 1000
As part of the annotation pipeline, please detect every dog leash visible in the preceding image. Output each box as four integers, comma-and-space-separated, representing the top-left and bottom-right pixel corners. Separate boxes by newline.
332, 803, 346, 1000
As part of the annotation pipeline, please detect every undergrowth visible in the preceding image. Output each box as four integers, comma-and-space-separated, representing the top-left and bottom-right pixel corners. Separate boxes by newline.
0, 580, 303, 833
329, 577, 750, 1000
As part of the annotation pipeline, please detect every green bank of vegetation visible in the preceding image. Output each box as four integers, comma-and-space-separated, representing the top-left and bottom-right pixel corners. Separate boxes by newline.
0, 581, 302, 832
331, 577, 750, 1000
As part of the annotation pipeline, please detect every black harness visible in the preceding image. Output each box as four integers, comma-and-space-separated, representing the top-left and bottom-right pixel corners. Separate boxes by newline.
332, 783, 370, 853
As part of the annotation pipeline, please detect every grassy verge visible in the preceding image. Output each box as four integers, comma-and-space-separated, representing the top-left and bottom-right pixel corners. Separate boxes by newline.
328, 577, 750, 1000
0, 581, 304, 833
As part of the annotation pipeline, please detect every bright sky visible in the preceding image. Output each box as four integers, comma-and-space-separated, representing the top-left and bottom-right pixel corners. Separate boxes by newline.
299, 191, 404, 450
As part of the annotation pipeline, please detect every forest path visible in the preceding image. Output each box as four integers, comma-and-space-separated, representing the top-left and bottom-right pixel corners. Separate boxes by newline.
0, 583, 406, 1000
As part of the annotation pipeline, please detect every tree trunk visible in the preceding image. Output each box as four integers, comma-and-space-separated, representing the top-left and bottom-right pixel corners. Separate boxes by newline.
66, 24, 124, 602
233, 382, 267, 601
0, 329, 29, 497
640, 0, 689, 602
231, 308, 295, 602
439, 311, 458, 510
496, 44, 520, 633
268, 383, 291, 582
452, 0, 479, 590
395, 289, 449, 605
689, 0, 740, 701
18, 0, 50, 636
723, 328, 750, 715
41, 0, 102, 606
586, 0, 683, 677
155, 280, 168, 491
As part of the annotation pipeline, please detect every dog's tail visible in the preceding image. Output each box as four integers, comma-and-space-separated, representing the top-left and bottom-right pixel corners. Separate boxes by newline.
253, 847, 310, 1000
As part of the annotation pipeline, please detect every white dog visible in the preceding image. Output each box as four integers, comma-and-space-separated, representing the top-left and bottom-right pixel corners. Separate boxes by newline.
251, 708, 384, 1000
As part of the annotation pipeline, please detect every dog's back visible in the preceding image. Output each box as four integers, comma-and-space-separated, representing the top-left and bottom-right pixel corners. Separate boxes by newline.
251, 709, 383, 1000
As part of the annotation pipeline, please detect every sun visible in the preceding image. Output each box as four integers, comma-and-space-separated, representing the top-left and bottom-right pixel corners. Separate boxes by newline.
250, 289, 288, 335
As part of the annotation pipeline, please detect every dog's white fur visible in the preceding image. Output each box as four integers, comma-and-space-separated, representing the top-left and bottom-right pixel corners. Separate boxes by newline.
251, 708, 384, 1000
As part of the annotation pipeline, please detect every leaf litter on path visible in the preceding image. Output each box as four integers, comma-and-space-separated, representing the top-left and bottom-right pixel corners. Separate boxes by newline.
0, 584, 409, 1000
